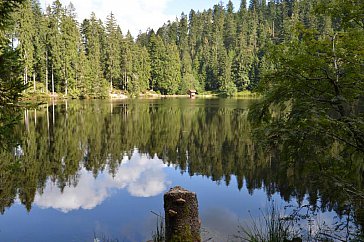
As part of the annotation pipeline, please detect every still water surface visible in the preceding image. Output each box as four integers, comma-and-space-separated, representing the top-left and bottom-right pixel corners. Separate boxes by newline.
0, 99, 341, 241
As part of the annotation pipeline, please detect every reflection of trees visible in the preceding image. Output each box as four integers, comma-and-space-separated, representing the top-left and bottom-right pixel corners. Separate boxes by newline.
0, 99, 363, 231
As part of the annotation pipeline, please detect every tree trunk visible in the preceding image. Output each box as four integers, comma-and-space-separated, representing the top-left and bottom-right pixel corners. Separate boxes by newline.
33, 73, 36, 92
25, 67, 28, 85
52, 99, 55, 125
25, 109, 29, 132
164, 186, 201, 242
46, 51, 48, 94
64, 64, 68, 96
110, 76, 113, 93
65, 76, 68, 96
51, 65, 55, 95
46, 102, 49, 132
46, 67, 48, 94
126, 74, 128, 91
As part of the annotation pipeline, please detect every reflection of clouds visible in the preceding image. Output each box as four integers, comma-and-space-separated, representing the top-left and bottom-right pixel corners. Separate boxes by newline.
34, 152, 169, 213
111, 154, 169, 197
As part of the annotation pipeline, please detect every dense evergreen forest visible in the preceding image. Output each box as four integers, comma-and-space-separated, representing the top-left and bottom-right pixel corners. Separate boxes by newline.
0, 0, 363, 239
3, 0, 360, 97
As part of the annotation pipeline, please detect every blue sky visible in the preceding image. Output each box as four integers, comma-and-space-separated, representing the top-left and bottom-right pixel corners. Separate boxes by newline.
39, 0, 242, 37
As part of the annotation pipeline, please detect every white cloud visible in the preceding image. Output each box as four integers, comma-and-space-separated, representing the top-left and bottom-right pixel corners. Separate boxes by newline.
40, 0, 174, 37
34, 152, 170, 213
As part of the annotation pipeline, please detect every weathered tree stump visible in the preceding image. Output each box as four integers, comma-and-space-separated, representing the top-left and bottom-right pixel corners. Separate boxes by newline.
164, 186, 201, 242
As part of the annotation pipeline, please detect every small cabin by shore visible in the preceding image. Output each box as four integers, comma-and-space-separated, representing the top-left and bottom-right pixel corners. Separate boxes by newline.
187, 89, 197, 98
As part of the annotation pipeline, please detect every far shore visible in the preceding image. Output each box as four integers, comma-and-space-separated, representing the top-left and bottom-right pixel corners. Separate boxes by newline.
20, 90, 260, 102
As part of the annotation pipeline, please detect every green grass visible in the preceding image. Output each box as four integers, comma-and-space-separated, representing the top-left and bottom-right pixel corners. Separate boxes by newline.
235, 203, 299, 242
151, 211, 165, 242
234, 90, 261, 98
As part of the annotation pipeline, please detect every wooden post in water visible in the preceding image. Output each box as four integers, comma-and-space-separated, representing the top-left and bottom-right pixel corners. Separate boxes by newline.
164, 186, 201, 242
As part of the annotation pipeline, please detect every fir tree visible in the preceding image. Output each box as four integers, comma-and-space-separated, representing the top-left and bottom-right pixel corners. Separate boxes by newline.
16, 0, 35, 86
105, 12, 121, 92
81, 13, 107, 97
60, 3, 79, 96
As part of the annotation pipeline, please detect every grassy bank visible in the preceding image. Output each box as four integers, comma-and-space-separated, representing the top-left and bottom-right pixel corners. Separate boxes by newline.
19, 87, 261, 102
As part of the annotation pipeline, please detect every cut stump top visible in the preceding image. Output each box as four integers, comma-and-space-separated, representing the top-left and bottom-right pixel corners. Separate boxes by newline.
166, 186, 196, 195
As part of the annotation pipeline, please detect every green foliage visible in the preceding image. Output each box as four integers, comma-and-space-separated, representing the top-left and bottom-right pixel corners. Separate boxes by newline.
81, 13, 109, 97
0, 0, 25, 148
249, 0, 364, 158
105, 12, 121, 92
245, 2, 364, 236
236, 203, 299, 242
219, 80, 237, 97
159, 42, 181, 94
148, 32, 165, 92
6, 0, 341, 97
3, 0, 363, 98
130, 45, 150, 95
16, 0, 35, 85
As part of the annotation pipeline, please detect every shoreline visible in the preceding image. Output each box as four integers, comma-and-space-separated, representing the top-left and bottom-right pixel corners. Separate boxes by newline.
19, 91, 260, 102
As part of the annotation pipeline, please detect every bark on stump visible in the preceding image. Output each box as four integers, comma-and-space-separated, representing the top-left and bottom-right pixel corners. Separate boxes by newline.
164, 186, 201, 242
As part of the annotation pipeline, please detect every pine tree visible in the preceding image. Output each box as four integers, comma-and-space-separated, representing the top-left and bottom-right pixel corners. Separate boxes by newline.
224, 0, 237, 51
105, 12, 121, 92
47, 0, 63, 95
177, 13, 188, 50
121, 30, 133, 91
76, 43, 91, 97
130, 44, 151, 94
5, 0, 358, 100
81, 13, 107, 97
148, 31, 165, 92
232, 35, 252, 90
0, 0, 25, 147
178, 12, 195, 92
60, 3, 79, 96
16, 0, 35, 86
160, 43, 181, 94
31, 0, 45, 92
188, 9, 198, 60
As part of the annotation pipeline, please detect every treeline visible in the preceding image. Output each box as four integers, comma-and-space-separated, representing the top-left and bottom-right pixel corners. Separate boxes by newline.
11, 0, 335, 97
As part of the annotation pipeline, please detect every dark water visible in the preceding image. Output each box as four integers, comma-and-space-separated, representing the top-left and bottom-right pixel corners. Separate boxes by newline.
0, 98, 361, 241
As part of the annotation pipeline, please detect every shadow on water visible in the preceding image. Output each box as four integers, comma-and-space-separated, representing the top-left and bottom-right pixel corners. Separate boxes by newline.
0, 98, 363, 240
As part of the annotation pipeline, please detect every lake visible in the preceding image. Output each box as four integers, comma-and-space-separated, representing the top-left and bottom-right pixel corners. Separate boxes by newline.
0, 98, 360, 241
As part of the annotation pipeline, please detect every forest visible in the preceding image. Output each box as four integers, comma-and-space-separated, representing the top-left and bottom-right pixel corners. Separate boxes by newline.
2, 0, 360, 98
0, 0, 363, 240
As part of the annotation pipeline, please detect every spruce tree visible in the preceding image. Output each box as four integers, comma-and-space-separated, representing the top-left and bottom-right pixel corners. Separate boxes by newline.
60, 3, 79, 96
81, 13, 107, 97
223, 0, 237, 51
0, 0, 25, 147
16, 0, 35, 86
148, 31, 165, 92
105, 12, 121, 92
130, 44, 151, 94
31, 0, 45, 92
121, 31, 133, 91
47, 0, 63, 95
162, 43, 181, 94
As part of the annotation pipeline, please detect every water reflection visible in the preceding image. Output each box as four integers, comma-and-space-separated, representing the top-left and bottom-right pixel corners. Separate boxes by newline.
34, 151, 170, 212
0, 99, 362, 240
